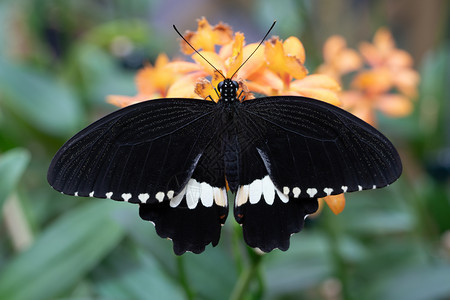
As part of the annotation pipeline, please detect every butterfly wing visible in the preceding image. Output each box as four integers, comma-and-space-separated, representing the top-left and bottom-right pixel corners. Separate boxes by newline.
233, 96, 402, 251
48, 98, 228, 254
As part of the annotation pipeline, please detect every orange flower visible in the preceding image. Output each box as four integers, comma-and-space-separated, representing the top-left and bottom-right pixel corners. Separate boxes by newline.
107, 53, 181, 107
317, 28, 420, 125
317, 35, 362, 81
359, 27, 420, 98
180, 17, 233, 54
247, 36, 341, 106
187, 31, 273, 102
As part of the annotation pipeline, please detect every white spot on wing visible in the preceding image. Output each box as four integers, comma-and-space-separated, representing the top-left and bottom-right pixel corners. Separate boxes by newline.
341, 186, 348, 193
89, 191, 94, 197
74, 192, 78, 197
139, 193, 150, 203
213, 187, 227, 207
249, 179, 262, 204
256, 148, 273, 176
106, 192, 113, 199
262, 176, 275, 205
306, 188, 317, 198
293, 187, 301, 198
236, 185, 249, 207
283, 186, 289, 195
358, 185, 363, 191
372, 185, 376, 189
186, 179, 200, 209
121, 193, 132, 202
170, 187, 186, 208
200, 182, 213, 207
275, 188, 289, 203
167, 190, 174, 199
324, 188, 333, 196
155, 192, 164, 202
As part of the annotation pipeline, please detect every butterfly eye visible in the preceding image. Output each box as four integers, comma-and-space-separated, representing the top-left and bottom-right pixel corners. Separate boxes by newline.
232, 81, 239, 90
217, 81, 224, 91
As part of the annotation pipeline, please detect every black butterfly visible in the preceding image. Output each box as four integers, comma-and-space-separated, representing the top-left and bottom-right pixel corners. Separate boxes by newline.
47, 23, 402, 255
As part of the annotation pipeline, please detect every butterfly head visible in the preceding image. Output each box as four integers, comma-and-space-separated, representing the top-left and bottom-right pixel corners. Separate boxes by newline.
218, 79, 240, 103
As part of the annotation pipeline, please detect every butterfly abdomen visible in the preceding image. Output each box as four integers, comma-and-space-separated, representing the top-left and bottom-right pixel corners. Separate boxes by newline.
223, 133, 240, 193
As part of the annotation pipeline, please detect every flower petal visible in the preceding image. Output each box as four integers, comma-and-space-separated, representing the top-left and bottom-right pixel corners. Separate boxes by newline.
323, 35, 347, 62
291, 87, 341, 106
334, 49, 362, 74
194, 78, 217, 101
386, 49, 414, 68
166, 73, 202, 99
290, 74, 341, 91
351, 69, 392, 94
392, 69, 420, 97
284, 55, 308, 80
376, 94, 413, 117
181, 17, 233, 54
265, 38, 307, 79
323, 194, 346, 215
247, 68, 284, 94
166, 61, 203, 73
192, 51, 226, 75
359, 42, 383, 67
107, 94, 149, 108
226, 32, 245, 78
135, 65, 156, 95
341, 91, 376, 125
265, 38, 288, 75
283, 36, 305, 64
373, 27, 395, 53
235, 43, 266, 79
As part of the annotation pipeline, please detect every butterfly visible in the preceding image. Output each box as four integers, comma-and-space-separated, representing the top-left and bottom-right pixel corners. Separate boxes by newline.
47, 22, 402, 255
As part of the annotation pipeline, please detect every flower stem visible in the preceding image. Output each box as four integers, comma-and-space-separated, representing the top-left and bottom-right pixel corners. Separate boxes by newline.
323, 207, 352, 300
3, 193, 33, 251
176, 256, 195, 300
232, 223, 244, 273
229, 248, 263, 300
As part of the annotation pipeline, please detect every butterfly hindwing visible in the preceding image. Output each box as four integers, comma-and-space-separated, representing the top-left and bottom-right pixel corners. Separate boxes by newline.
140, 132, 229, 254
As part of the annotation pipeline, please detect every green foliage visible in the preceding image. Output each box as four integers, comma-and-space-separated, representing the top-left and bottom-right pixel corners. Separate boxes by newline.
0, 1, 449, 300
0, 148, 30, 221
0, 201, 124, 300
0, 58, 83, 137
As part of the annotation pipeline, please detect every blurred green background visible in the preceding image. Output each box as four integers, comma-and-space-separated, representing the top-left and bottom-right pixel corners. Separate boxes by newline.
0, 0, 449, 299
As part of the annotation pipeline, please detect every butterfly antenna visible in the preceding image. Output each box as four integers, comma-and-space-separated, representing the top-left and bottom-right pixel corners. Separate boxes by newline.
230, 20, 276, 80
173, 24, 226, 79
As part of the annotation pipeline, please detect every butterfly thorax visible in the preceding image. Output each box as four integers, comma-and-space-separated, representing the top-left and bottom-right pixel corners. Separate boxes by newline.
217, 79, 239, 103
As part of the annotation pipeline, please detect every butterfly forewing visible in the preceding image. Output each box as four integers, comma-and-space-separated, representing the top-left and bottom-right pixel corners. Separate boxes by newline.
48, 98, 221, 202
239, 96, 402, 198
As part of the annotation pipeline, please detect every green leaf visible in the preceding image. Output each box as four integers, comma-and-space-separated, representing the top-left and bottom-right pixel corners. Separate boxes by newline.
184, 248, 239, 300
0, 58, 83, 137
95, 249, 185, 300
368, 263, 450, 300
0, 201, 124, 300
264, 233, 332, 297
0, 148, 30, 219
